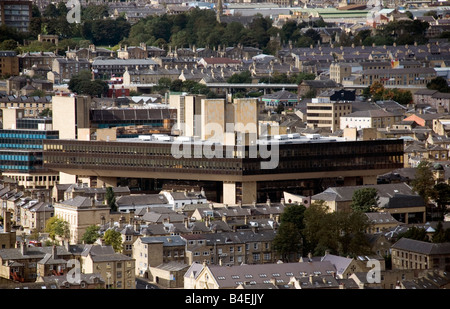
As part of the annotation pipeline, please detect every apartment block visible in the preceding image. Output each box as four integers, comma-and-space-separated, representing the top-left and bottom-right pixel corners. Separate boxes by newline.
80, 244, 136, 289
0, 51, 19, 77
340, 109, 395, 130
49, 57, 91, 84
0, 0, 31, 32
343, 67, 437, 87
391, 237, 450, 272
53, 196, 110, 244
306, 97, 352, 132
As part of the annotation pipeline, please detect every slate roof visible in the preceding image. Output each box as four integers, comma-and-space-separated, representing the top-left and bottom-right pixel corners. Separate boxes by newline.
140, 235, 186, 247
116, 194, 169, 207
343, 109, 394, 118
206, 261, 336, 288
391, 237, 450, 255
0, 246, 71, 261
92, 59, 158, 66
81, 244, 133, 262
312, 183, 418, 202
365, 212, 399, 225
141, 211, 187, 223
58, 196, 105, 208
320, 254, 352, 277
261, 90, 299, 102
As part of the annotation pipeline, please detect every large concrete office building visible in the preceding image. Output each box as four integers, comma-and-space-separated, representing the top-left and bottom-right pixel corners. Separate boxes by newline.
44, 94, 404, 204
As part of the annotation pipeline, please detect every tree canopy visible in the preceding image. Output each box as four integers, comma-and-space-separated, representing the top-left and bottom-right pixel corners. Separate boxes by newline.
272, 204, 306, 262
350, 188, 379, 213
68, 70, 108, 97
105, 187, 117, 212
411, 160, 436, 204
82, 225, 101, 244
103, 229, 123, 252
427, 76, 450, 93
274, 200, 371, 259
45, 217, 70, 242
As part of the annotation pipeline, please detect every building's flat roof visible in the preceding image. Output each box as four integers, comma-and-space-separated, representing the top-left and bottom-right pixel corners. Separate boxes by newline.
112, 133, 346, 146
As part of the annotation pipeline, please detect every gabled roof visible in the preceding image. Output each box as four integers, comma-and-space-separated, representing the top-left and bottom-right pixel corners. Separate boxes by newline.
365, 212, 399, 224
81, 244, 133, 261
140, 235, 186, 247
200, 57, 241, 65
343, 109, 394, 118
261, 90, 298, 101
391, 237, 450, 255
320, 254, 352, 276
205, 261, 336, 288
58, 195, 105, 208
141, 211, 186, 223
312, 183, 418, 203
116, 194, 168, 207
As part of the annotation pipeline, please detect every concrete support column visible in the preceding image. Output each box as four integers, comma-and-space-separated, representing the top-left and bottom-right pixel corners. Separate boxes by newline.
223, 182, 236, 205
59, 172, 76, 184
343, 177, 357, 186
222, 181, 257, 205
97, 177, 117, 188
362, 175, 377, 185
241, 181, 257, 204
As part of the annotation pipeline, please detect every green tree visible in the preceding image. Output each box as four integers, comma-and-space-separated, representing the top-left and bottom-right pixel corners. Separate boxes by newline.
68, 70, 108, 97
337, 211, 371, 257
227, 71, 252, 84
398, 227, 428, 241
273, 204, 306, 262
103, 229, 123, 252
56, 1, 68, 17
29, 89, 47, 97
389, 89, 413, 105
411, 160, 436, 204
0, 39, 18, 52
45, 217, 70, 242
303, 200, 370, 257
31, 4, 41, 18
350, 188, 379, 213
43, 3, 59, 18
83, 17, 131, 46
82, 225, 101, 244
427, 76, 450, 93
290, 72, 316, 85
39, 108, 52, 117
303, 200, 332, 255
434, 182, 450, 217
81, 4, 109, 21
303, 28, 321, 45
105, 187, 117, 212
170, 79, 183, 92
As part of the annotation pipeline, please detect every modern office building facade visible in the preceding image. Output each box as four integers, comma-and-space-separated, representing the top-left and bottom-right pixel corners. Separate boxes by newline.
0, 111, 60, 188
46, 94, 404, 203
43, 137, 404, 204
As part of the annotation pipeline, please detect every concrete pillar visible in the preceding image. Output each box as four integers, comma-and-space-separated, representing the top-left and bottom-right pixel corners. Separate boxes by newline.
362, 175, 377, 185
241, 181, 257, 204
223, 182, 236, 205
343, 177, 357, 186
97, 177, 117, 188
59, 172, 77, 184
222, 181, 257, 205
